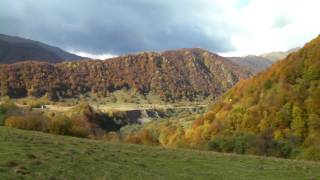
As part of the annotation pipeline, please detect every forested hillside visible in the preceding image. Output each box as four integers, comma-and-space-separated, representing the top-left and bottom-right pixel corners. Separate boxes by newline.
0, 48, 252, 101
124, 36, 320, 161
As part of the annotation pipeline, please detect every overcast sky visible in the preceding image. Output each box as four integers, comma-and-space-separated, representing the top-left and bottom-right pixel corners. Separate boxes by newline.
1, 0, 319, 58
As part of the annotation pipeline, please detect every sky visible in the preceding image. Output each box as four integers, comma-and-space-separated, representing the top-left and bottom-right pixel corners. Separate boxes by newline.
0, 0, 319, 59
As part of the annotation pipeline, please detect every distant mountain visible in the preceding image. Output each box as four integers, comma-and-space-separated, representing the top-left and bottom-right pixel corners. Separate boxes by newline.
0, 34, 85, 64
0, 48, 253, 101
230, 55, 273, 73
229, 48, 300, 73
260, 47, 300, 62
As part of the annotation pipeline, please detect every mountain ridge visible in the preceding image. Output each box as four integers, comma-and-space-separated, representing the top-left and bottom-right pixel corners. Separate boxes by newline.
260, 47, 300, 62
0, 48, 253, 101
0, 34, 85, 64
230, 55, 273, 73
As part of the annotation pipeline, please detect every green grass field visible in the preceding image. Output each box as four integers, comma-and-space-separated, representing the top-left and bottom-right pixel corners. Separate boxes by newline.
0, 127, 319, 180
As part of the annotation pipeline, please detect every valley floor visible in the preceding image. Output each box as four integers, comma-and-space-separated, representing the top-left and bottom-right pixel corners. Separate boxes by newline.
12, 101, 206, 112
0, 127, 319, 179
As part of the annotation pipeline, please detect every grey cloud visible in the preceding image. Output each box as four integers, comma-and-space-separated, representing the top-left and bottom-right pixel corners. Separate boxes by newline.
0, 0, 235, 55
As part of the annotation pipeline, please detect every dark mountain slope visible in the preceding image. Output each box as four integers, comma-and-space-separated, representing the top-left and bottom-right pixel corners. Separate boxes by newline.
0, 34, 84, 64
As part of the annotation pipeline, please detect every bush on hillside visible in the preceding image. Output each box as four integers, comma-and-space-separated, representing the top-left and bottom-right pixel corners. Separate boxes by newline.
5, 116, 25, 129
104, 132, 120, 142
69, 116, 91, 138
48, 115, 72, 135
208, 133, 293, 158
302, 146, 320, 161
48, 114, 92, 138
0, 105, 7, 125
5, 114, 47, 131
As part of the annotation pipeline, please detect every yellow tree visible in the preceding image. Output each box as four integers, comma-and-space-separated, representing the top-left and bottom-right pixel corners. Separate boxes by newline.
291, 105, 306, 138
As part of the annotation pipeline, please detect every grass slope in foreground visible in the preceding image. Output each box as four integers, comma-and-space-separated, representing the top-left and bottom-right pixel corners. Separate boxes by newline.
0, 127, 319, 180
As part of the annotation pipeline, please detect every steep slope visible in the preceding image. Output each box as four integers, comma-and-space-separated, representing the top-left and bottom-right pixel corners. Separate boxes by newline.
0, 48, 253, 101
230, 55, 273, 73
0, 34, 84, 64
187, 36, 320, 160
261, 47, 300, 62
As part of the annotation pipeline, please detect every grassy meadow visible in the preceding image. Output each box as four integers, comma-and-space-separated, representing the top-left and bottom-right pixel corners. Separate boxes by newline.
0, 127, 319, 180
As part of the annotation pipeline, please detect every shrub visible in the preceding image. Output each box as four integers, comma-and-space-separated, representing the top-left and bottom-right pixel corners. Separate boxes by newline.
24, 114, 48, 131
104, 132, 120, 142
301, 146, 320, 161
270, 140, 293, 158
0, 105, 7, 125
69, 117, 90, 138
139, 129, 159, 145
5, 116, 26, 129
125, 133, 142, 144
233, 134, 257, 154
220, 137, 236, 153
209, 134, 261, 155
1, 100, 21, 116
5, 114, 47, 131
120, 124, 142, 137
208, 138, 223, 152
48, 115, 72, 135
48, 115, 92, 138
125, 129, 159, 145
208, 137, 235, 153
